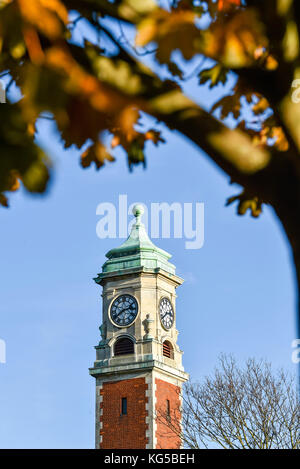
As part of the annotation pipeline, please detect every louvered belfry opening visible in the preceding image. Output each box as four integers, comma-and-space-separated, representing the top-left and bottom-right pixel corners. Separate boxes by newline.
163, 340, 174, 359
114, 337, 134, 356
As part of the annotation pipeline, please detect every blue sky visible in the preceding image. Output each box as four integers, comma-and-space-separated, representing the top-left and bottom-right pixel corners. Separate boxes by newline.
0, 20, 298, 449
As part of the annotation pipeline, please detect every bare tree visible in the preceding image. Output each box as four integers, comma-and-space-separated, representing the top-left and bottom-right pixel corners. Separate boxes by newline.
156, 356, 300, 449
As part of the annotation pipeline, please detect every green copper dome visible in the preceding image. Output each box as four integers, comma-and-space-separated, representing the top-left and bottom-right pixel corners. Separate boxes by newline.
94, 204, 176, 282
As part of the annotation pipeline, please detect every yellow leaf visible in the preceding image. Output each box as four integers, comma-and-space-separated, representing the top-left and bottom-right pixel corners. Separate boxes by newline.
265, 55, 279, 70
203, 10, 268, 68
136, 9, 199, 63
135, 18, 157, 47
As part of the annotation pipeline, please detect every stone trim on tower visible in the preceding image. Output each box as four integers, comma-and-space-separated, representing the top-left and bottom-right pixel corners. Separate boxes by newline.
145, 373, 157, 449
95, 383, 103, 449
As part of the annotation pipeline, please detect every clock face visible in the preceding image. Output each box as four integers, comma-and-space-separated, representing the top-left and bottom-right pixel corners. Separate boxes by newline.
159, 297, 174, 330
110, 294, 138, 327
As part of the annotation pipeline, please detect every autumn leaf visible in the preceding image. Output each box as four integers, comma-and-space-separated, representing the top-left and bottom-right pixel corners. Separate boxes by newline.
81, 141, 115, 170
211, 94, 242, 119
226, 191, 263, 218
167, 61, 184, 79
270, 127, 289, 152
0, 102, 50, 205
0, 0, 297, 221
127, 138, 146, 169
252, 97, 270, 115
136, 9, 199, 64
111, 107, 165, 166
90, 55, 144, 96
199, 64, 228, 88
202, 9, 268, 68
218, 0, 241, 12
115, 106, 140, 143
0, 193, 9, 208
17, 0, 68, 40
145, 129, 165, 146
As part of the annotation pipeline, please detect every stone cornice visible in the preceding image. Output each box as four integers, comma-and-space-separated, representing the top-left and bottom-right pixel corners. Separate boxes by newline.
89, 358, 189, 383
95, 266, 183, 287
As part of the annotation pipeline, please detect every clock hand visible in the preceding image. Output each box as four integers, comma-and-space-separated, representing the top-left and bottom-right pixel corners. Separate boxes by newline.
115, 304, 135, 318
162, 310, 172, 318
116, 307, 127, 317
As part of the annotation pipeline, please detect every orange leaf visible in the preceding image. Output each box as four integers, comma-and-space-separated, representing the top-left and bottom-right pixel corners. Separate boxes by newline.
23, 26, 44, 64
145, 130, 165, 145
271, 127, 289, 152
17, 0, 68, 40
111, 135, 121, 149
218, 0, 241, 11
117, 107, 140, 142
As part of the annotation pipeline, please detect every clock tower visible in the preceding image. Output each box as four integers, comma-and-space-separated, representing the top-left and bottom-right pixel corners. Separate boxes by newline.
89, 205, 188, 449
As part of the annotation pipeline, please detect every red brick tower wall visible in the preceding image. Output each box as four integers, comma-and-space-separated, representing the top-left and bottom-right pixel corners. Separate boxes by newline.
155, 378, 182, 449
100, 377, 148, 449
